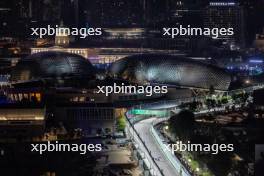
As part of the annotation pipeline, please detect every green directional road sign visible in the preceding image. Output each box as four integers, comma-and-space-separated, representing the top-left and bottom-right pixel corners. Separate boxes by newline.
129, 109, 169, 117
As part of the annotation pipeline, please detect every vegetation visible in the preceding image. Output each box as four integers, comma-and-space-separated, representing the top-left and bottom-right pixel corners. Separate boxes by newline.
205, 98, 216, 108
232, 92, 249, 104
205, 95, 231, 109
184, 152, 213, 176
207, 152, 233, 176
169, 110, 196, 142
168, 107, 235, 176
179, 101, 203, 112
220, 95, 230, 104
117, 114, 126, 131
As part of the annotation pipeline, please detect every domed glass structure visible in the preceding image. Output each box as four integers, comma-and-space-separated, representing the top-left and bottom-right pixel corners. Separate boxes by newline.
11, 51, 95, 83
110, 54, 231, 91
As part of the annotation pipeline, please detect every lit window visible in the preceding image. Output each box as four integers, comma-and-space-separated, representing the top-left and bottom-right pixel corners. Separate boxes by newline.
35, 93, 41, 102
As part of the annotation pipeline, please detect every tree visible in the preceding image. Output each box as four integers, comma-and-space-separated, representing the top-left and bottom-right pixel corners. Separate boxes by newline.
117, 115, 126, 131
169, 110, 196, 141
208, 152, 233, 176
232, 92, 249, 104
242, 92, 249, 103
206, 98, 216, 109
221, 96, 229, 104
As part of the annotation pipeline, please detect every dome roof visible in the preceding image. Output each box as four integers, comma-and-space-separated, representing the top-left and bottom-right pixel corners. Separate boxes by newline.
110, 54, 231, 91
11, 51, 95, 83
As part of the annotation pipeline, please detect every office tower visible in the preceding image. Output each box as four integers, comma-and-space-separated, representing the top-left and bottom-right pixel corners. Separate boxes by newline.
168, 0, 203, 26
204, 2, 245, 46
240, 0, 264, 45
81, 0, 143, 27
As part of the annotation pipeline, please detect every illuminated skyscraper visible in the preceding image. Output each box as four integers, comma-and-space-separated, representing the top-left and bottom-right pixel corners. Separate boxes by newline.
204, 2, 245, 46
168, 0, 202, 26
240, 0, 264, 45
81, 0, 143, 27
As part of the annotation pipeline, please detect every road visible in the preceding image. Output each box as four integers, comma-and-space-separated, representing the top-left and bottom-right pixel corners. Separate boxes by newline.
127, 96, 246, 176
126, 116, 163, 176
134, 117, 180, 176
131, 106, 229, 176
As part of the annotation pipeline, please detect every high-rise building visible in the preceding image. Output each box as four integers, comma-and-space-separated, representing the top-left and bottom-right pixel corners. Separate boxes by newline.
168, 0, 203, 26
239, 0, 264, 45
81, 0, 143, 27
169, 0, 187, 24
255, 28, 264, 52
204, 2, 245, 46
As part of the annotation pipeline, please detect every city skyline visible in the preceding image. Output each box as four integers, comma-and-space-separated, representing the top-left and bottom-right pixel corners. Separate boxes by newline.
0, 1, 264, 176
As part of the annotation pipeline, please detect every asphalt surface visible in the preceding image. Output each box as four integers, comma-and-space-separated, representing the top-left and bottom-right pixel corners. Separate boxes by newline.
134, 117, 180, 176
127, 119, 162, 176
